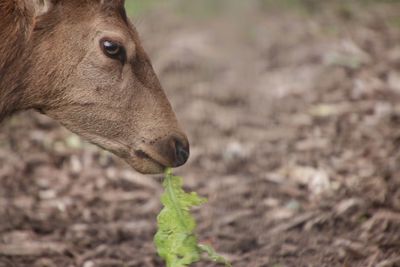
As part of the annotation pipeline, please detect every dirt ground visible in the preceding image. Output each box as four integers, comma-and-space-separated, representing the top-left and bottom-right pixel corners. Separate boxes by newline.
1, 1, 400, 266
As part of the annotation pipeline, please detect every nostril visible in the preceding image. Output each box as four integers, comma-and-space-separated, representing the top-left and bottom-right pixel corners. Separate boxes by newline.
174, 138, 190, 167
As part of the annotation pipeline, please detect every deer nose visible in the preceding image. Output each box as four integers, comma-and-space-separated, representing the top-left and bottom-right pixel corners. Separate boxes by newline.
153, 134, 190, 168
174, 138, 190, 167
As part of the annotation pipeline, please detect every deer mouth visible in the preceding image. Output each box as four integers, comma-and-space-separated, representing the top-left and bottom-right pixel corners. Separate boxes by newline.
126, 148, 172, 174
91, 138, 170, 174
134, 149, 167, 169
71, 133, 167, 174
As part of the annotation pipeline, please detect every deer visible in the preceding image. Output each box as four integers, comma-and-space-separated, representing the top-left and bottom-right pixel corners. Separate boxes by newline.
0, 0, 190, 174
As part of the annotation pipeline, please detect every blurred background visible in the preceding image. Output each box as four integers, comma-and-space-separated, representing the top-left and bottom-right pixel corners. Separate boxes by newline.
1, 0, 400, 266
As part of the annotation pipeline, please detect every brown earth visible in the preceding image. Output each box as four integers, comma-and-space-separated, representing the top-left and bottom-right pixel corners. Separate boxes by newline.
1, 1, 400, 266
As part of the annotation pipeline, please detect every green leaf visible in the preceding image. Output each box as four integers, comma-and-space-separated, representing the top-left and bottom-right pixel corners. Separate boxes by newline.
198, 244, 232, 267
154, 169, 231, 267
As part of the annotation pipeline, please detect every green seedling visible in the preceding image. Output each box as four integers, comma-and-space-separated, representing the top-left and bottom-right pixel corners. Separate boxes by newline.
154, 169, 231, 267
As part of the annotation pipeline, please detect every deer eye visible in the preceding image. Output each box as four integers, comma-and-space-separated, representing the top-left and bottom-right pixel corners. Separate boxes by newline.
101, 39, 124, 59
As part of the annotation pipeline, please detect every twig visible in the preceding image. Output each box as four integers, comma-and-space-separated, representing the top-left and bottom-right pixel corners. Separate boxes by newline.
0, 242, 68, 256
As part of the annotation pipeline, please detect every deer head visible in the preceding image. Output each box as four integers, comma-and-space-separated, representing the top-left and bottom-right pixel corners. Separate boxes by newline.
20, 0, 189, 174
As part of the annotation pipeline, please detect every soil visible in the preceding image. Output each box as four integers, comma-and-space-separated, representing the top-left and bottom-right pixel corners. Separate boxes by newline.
1, 1, 400, 266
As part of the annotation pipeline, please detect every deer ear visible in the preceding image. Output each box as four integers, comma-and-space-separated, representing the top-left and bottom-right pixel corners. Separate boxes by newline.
32, 0, 54, 17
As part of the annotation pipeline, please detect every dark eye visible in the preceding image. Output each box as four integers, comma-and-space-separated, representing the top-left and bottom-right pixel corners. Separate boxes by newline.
101, 39, 125, 60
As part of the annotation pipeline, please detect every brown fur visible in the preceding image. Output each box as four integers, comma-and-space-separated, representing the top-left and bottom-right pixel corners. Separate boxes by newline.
0, 0, 189, 174
0, 0, 33, 72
